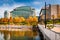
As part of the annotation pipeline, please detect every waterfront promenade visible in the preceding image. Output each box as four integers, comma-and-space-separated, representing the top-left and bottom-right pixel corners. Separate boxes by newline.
38, 24, 60, 40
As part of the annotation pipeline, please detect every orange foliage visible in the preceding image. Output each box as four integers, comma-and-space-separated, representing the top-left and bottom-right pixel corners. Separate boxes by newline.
9, 17, 13, 23
13, 17, 20, 23
33, 16, 38, 22
1, 18, 8, 22
28, 16, 38, 22
0, 16, 38, 25
28, 16, 33, 22
25, 16, 38, 25
20, 17, 25, 22
13, 17, 25, 23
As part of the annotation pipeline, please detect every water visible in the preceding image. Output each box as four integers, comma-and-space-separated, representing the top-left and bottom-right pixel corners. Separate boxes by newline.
0, 30, 40, 40
0, 33, 4, 40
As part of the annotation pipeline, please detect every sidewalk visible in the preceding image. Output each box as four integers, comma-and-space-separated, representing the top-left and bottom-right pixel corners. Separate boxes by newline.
38, 24, 60, 40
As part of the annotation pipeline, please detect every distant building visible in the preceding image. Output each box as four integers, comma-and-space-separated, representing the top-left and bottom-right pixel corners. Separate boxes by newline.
10, 6, 36, 18
4, 11, 10, 18
40, 4, 60, 20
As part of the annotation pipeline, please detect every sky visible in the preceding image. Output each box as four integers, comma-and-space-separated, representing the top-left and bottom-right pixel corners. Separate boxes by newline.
0, 0, 60, 18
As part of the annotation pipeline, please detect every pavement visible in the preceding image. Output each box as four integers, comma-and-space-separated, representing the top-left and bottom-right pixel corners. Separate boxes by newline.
38, 24, 60, 40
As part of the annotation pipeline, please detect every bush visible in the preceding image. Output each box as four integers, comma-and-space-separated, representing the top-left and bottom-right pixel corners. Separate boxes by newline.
47, 24, 54, 29
47, 20, 53, 24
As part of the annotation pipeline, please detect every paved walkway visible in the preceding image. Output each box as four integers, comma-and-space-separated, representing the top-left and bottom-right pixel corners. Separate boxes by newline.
38, 24, 60, 40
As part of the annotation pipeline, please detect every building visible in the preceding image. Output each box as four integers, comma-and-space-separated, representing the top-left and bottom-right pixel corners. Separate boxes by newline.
40, 4, 60, 20
4, 11, 10, 18
10, 6, 35, 18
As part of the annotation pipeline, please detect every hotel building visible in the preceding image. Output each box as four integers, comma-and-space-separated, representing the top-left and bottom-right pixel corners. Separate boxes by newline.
40, 4, 60, 20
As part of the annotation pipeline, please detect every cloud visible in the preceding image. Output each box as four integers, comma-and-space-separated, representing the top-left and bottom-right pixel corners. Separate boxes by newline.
35, 9, 40, 16
0, 3, 26, 18
33, 1, 40, 5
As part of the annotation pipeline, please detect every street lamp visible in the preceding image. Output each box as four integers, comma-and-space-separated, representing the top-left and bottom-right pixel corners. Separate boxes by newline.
45, 2, 47, 28
45, 2, 51, 28
39, 2, 50, 28
52, 15, 54, 27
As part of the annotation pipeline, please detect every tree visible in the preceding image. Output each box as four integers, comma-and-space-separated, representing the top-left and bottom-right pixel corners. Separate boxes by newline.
33, 16, 38, 22
0, 18, 8, 24
20, 17, 25, 22
8, 17, 13, 24
13, 17, 20, 23
52, 15, 55, 27
29, 16, 33, 22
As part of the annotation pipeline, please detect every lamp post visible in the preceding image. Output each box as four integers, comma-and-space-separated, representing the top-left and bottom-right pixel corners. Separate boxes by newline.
45, 2, 46, 28
52, 15, 54, 27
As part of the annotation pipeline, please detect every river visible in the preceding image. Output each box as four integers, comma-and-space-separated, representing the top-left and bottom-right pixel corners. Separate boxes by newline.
0, 28, 40, 40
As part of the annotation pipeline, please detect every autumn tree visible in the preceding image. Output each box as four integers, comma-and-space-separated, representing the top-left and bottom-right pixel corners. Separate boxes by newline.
8, 17, 13, 24
13, 17, 20, 23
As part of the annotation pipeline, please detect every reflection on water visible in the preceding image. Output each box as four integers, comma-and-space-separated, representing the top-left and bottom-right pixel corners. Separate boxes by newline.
0, 30, 40, 40
0, 33, 4, 40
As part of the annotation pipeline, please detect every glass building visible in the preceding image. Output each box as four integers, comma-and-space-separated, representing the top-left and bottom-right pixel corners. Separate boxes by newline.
4, 11, 8, 18
4, 11, 10, 18
10, 6, 35, 18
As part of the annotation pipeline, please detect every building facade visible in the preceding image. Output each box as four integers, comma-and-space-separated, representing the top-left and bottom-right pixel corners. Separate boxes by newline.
4, 11, 10, 18
10, 6, 35, 18
40, 4, 60, 20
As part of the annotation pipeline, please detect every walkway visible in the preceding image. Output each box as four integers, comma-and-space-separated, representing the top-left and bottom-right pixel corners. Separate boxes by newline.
38, 24, 60, 40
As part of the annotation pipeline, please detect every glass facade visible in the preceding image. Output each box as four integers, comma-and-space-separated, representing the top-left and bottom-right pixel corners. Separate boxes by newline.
4, 11, 8, 18
11, 6, 35, 18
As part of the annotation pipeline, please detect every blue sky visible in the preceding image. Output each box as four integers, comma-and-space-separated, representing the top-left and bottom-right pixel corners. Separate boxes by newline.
0, 0, 60, 18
